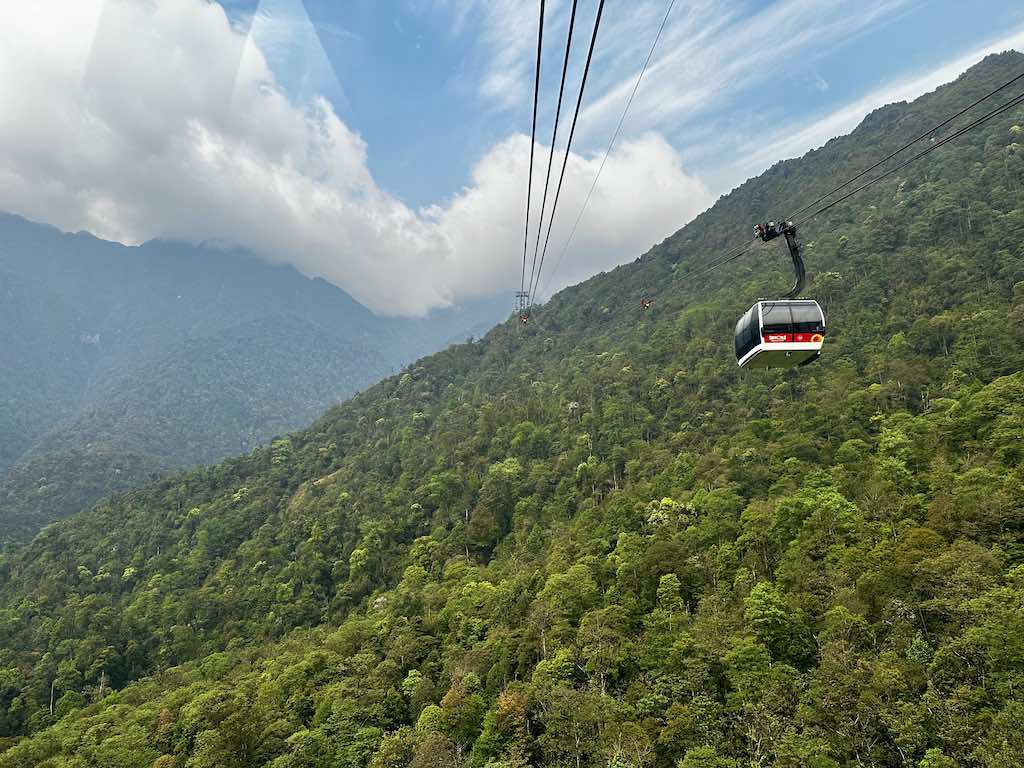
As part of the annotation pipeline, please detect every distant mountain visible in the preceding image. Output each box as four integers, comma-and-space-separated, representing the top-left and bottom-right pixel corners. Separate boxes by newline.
0, 214, 506, 545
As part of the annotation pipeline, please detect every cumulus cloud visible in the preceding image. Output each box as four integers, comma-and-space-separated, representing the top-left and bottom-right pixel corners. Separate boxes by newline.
0, 0, 710, 315
434, 132, 711, 299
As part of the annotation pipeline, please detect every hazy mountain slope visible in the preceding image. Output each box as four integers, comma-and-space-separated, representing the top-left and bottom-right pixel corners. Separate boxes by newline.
0, 216, 504, 545
0, 52, 1023, 767
26, 315, 389, 465
0, 261, 94, 473
0, 214, 388, 448
0, 315, 391, 544
0, 449, 163, 548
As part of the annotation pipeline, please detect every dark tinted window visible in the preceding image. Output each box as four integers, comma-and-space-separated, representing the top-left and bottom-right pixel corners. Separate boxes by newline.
734, 306, 759, 359
760, 302, 792, 333
790, 302, 824, 333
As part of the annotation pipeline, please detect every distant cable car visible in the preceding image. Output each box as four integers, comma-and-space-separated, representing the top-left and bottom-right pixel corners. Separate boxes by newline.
640, 297, 653, 310
735, 221, 825, 368
734, 300, 825, 368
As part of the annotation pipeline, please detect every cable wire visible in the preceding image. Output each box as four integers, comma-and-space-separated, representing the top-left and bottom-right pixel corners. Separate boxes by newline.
685, 238, 759, 283
683, 86, 1024, 289
787, 69, 1024, 222
515, 19, 1024, 309
798, 88, 1024, 226
527, 0, 580, 298
541, 0, 677, 298
520, 0, 546, 295
528, 0, 606, 305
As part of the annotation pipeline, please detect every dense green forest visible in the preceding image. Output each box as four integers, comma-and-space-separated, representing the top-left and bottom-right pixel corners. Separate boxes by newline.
0, 220, 502, 547
1, 52, 1023, 767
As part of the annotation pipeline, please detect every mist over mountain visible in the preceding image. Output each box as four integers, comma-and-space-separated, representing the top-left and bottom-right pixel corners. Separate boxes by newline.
0, 214, 506, 545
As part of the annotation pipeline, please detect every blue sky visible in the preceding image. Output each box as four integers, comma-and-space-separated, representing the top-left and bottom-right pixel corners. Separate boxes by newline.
2, 1, 1023, 314
220, 0, 1024, 206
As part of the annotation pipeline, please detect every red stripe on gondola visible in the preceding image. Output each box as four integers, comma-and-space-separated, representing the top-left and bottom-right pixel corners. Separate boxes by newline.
762, 332, 826, 343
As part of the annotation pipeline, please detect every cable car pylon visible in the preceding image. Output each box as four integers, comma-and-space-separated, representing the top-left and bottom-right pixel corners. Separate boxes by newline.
515, 290, 531, 325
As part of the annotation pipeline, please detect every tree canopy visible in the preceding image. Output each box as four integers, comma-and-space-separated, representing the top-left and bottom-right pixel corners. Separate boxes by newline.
1, 51, 1023, 768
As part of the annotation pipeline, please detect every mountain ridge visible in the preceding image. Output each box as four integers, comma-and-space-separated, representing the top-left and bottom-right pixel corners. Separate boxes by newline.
0, 213, 506, 545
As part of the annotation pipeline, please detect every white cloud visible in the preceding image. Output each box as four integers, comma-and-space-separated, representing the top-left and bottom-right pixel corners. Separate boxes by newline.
433, 132, 711, 300
724, 26, 1024, 187
576, 0, 918, 146
243, 0, 348, 110
0, 0, 710, 315
447, 0, 917, 146
435, 0, 553, 111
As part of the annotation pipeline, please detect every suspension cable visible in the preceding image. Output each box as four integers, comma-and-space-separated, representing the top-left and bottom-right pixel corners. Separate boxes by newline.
527, 0, 580, 299
536, 25, 1024, 301
787, 69, 1024, 222
798, 88, 1024, 225
520, 0, 546, 295
685, 85, 1024, 288
528, 0, 606, 305
540, 0, 677, 299
515, 10, 1024, 309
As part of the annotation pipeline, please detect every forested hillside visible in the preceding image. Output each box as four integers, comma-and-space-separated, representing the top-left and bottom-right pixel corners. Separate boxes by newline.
0, 221, 502, 546
1, 53, 1023, 767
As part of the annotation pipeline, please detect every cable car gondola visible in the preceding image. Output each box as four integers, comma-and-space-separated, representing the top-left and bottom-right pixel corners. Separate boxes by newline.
734, 299, 825, 368
735, 221, 825, 368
